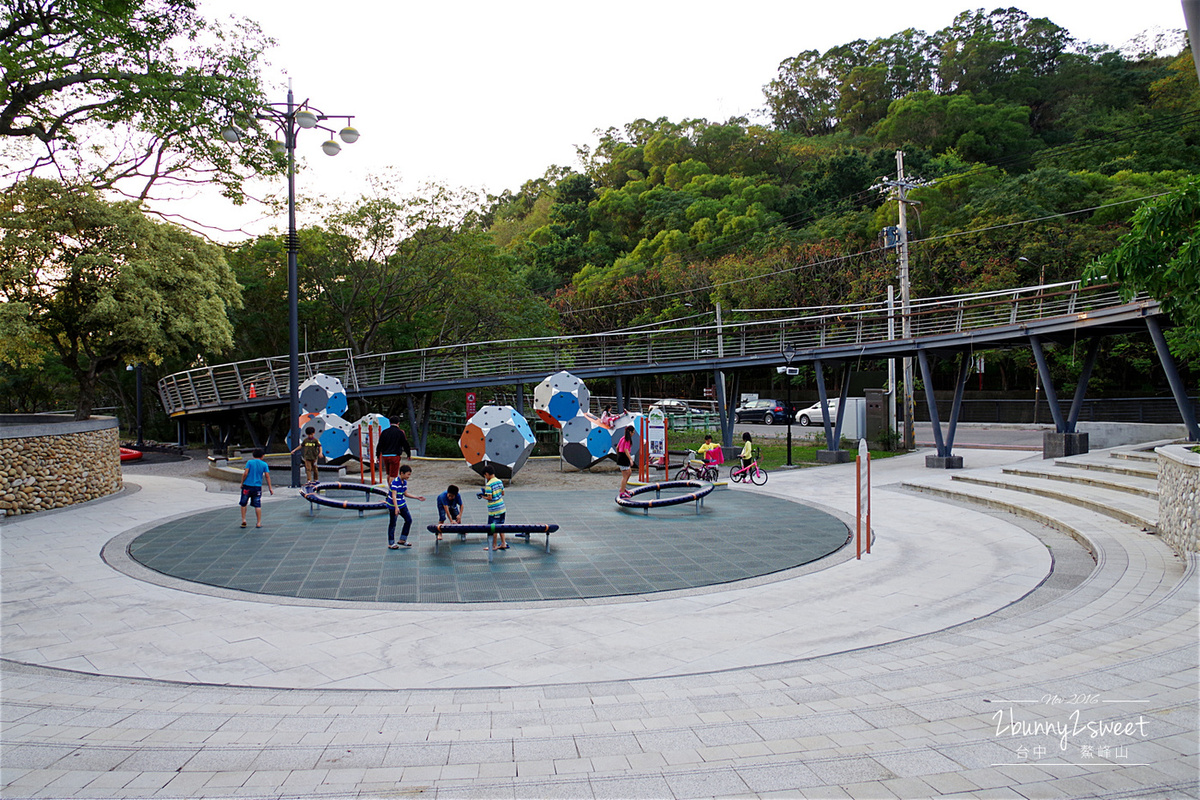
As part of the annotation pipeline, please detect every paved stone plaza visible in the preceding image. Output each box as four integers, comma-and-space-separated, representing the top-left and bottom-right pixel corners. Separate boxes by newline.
1, 445, 1196, 799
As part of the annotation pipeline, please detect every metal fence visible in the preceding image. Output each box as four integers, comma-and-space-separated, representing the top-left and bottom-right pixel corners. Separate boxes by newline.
158, 281, 1135, 417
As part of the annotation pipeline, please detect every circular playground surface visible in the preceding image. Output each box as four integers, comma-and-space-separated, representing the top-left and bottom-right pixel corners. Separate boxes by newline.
126, 489, 850, 605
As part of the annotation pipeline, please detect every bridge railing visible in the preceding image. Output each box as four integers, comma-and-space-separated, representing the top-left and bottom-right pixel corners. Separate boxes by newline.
157, 281, 1132, 416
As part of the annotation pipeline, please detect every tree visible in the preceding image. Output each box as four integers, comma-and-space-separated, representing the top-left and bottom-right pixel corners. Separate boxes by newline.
0, 178, 242, 418
1, 0, 277, 202
1088, 176, 1200, 363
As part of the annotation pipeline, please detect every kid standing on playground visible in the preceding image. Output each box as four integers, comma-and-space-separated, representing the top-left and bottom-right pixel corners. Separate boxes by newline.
616, 425, 634, 498
478, 466, 508, 550
290, 427, 323, 484
238, 449, 274, 528
386, 464, 425, 549
739, 431, 755, 468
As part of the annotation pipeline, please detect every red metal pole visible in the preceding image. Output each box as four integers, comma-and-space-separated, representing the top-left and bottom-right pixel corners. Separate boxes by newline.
855, 454, 862, 560
368, 426, 376, 484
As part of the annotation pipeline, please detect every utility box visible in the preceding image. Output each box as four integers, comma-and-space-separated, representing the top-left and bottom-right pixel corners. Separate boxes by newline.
865, 388, 889, 447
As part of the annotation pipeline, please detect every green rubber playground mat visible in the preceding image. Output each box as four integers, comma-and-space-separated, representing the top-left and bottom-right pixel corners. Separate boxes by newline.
128, 489, 849, 604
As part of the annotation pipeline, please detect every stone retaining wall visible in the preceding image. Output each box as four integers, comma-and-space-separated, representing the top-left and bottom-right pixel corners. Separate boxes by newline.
1156, 444, 1199, 555
0, 415, 122, 516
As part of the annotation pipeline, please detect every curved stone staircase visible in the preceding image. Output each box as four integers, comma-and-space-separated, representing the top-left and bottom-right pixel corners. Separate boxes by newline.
2, 444, 1196, 800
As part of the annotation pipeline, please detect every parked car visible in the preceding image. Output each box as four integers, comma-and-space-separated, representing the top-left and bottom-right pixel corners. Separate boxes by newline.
734, 398, 792, 425
795, 398, 838, 426
648, 399, 693, 416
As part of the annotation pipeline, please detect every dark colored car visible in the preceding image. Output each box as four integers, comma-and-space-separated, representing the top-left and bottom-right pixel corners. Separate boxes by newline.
734, 398, 792, 425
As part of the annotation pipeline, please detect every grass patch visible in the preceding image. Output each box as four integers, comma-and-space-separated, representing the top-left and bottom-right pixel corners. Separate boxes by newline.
672, 429, 898, 470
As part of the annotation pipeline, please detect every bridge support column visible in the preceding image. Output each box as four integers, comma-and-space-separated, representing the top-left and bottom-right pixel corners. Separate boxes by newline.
176, 420, 187, 449
918, 350, 963, 469
515, 384, 525, 416
715, 370, 733, 448
406, 394, 433, 457
615, 376, 625, 415
814, 360, 852, 463
1031, 335, 1090, 458
1146, 316, 1200, 441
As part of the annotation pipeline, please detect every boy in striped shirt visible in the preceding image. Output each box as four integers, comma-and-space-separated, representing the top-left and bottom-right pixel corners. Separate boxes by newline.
478, 465, 508, 551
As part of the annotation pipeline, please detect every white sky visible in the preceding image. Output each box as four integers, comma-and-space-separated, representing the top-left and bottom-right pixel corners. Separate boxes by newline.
184, 0, 1189, 239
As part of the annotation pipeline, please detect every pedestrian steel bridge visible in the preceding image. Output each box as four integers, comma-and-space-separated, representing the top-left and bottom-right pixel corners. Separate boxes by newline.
157, 281, 1165, 419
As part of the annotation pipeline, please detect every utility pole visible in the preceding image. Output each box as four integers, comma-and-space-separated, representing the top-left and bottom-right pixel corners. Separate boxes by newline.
896, 151, 915, 450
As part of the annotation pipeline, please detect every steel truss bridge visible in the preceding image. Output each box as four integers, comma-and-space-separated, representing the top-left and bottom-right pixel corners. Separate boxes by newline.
158, 281, 1199, 461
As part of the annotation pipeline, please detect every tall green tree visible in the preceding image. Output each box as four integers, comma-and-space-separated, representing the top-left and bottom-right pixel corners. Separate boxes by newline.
0, 178, 242, 418
1088, 176, 1200, 364
1, 0, 277, 201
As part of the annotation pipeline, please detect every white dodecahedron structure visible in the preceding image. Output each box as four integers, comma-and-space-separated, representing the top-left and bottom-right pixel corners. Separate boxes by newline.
608, 412, 644, 465
560, 413, 614, 469
459, 405, 537, 479
348, 414, 390, 461
299, 373, 348, 417
533, 370, 590, 429
316, 413, 354, 460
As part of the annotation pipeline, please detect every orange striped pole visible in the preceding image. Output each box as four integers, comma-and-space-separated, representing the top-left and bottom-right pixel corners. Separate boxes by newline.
855, 452, 862, 560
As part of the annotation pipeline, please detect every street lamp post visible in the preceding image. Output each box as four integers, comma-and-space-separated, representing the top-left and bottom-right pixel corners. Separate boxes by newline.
1019, 257, 1046, 424
125, 364, 143, 447
221, 85, 358, 488
782, 344, 797, 466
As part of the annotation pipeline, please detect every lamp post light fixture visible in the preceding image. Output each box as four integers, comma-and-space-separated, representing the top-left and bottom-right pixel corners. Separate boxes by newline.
1018, 257, 1046, 424
221, 84, 359, 488
782, 344, 797, 466
125, 364, 144, 448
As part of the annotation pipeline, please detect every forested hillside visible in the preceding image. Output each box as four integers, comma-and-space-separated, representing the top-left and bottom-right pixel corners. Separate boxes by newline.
486, 8, 1197, 341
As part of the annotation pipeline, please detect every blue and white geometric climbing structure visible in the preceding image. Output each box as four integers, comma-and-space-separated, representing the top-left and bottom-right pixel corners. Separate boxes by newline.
299, 373, 348, 417
459, 405, 537, 479
533, 371, 590, 429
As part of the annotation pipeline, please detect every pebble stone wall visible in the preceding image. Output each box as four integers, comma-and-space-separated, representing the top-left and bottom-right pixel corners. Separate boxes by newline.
0, 416, 122, 517
1156, 444, 1199, 555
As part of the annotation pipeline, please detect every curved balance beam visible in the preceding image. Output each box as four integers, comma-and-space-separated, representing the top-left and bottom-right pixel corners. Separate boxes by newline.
299, 481, 389, 517
616, 480, 715, 515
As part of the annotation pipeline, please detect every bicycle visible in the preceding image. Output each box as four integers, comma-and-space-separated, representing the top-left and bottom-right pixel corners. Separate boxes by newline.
674, 450, 720, 482
729, 448, 768, 486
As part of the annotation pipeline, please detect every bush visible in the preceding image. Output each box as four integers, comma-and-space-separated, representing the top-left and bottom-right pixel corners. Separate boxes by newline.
423, 433, 462, 458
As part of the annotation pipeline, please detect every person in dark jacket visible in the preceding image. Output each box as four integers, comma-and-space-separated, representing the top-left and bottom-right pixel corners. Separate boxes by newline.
375, 424, 412, 481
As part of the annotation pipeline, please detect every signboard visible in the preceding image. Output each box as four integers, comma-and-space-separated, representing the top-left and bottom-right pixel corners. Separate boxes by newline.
647, 408, 668, 470
466, 391, 477, 417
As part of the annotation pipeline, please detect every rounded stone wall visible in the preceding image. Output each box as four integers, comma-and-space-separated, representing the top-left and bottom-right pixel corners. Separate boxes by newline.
1156, 444, 1199, 555
0, 415, 123, 517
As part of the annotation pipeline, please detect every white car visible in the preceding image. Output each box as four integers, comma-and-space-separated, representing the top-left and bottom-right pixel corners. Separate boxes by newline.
795, 399, 838, 426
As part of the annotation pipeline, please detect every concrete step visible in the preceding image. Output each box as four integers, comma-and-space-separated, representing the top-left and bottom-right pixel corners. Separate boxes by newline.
1002, 465, 1158, 499
951, 472, 1157, 532
1111, 449, 1159, 463
1053, 456, 1158, 479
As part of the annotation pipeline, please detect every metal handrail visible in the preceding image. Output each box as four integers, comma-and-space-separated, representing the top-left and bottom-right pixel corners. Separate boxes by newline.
157, 282, 1138, 416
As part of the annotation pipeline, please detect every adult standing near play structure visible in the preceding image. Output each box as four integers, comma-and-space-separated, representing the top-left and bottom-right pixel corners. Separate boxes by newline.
616, 425, 635, 499
385, 464, 424, 549
376, 423, 412, 481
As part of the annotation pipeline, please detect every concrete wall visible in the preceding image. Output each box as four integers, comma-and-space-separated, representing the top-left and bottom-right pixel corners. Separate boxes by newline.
1156, 444, 1199, 555
0, 415, 122, 517
1076, 422, 1187, 449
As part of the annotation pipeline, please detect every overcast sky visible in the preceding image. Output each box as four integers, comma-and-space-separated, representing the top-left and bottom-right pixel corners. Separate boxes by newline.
186, 0, 1189, 238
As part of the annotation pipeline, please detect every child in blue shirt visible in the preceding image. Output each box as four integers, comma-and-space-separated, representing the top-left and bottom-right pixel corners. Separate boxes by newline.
239, 449, 274, 529
386, 464, 425, 549
435, 485, 464, 542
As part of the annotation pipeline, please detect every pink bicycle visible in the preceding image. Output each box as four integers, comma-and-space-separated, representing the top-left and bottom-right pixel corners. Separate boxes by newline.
729, 449, 768, 485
